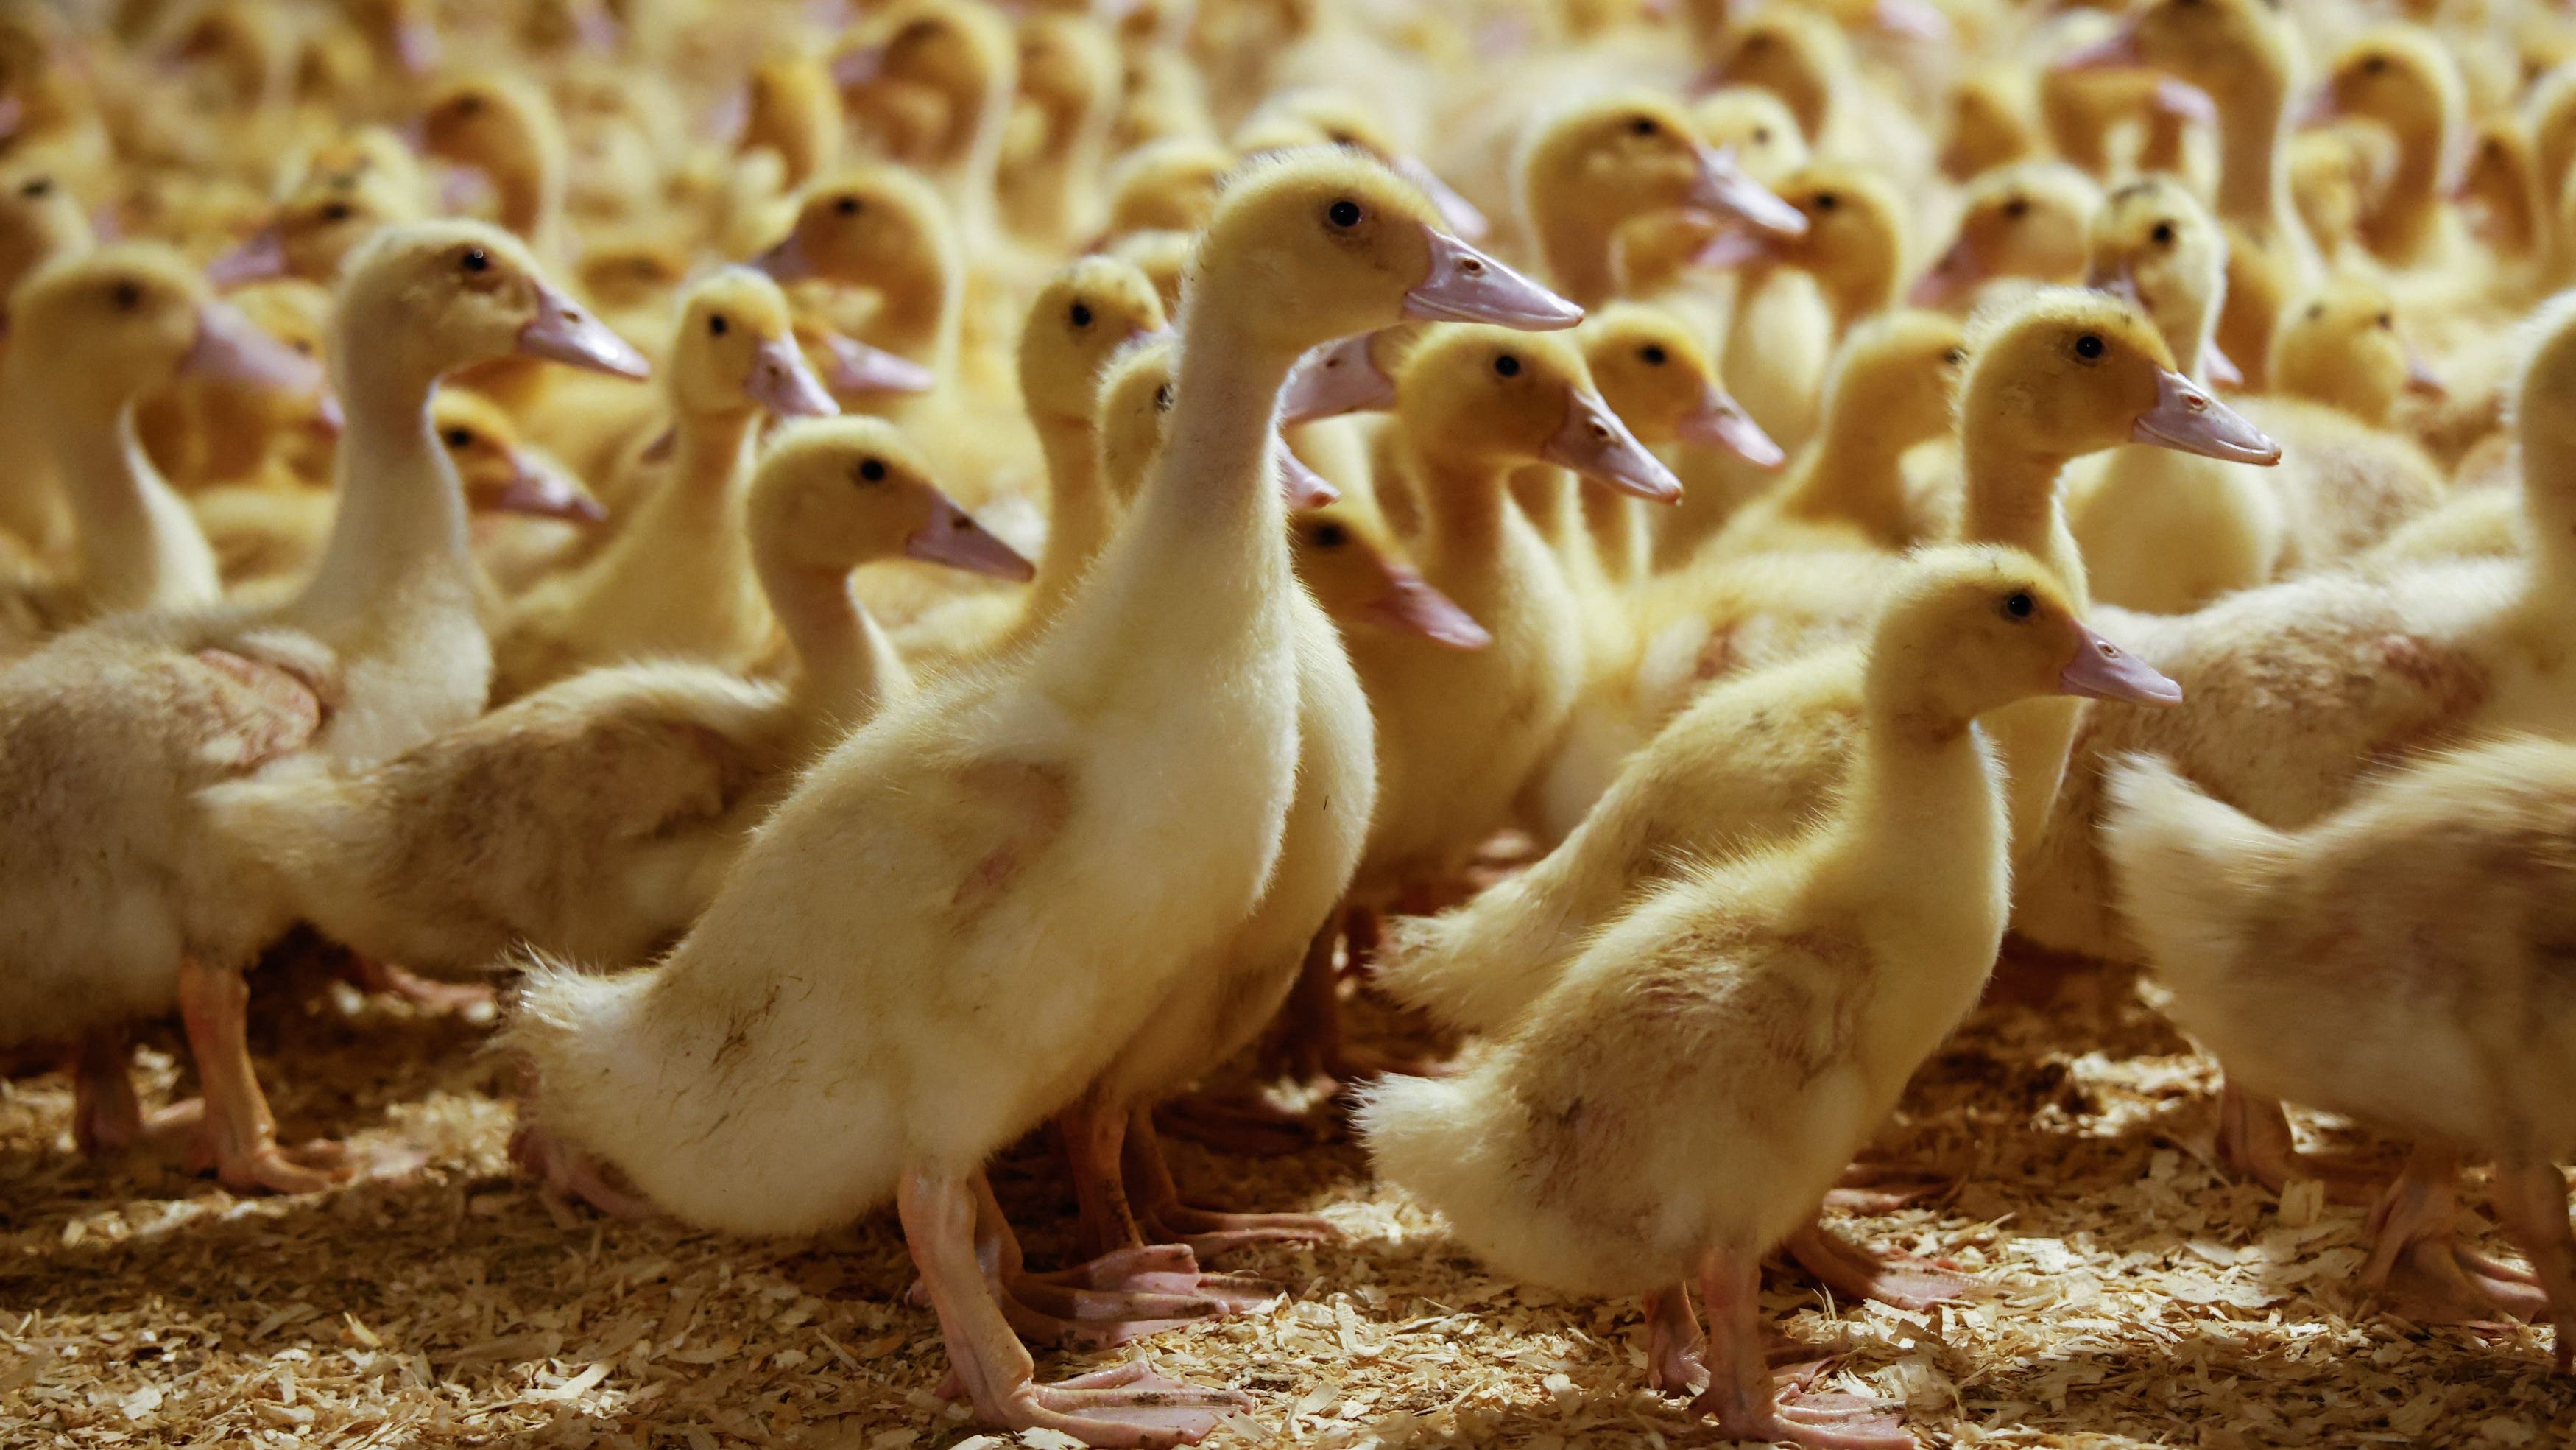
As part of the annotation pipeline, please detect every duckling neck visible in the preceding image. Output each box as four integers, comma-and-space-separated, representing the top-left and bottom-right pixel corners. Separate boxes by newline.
1825, 694, 2011, 1013
2365, 130, 2443, 262
1411, 450, 1517, 584
1534, 204, 1622, 310
1030, 412, 1112, 613
1102, 306, 1292, 591
285, 339, 476, 652
671, 404, 761, 501
761, 549, 907, 730
1961, 429, 2086, 608
1781, 409, 1912, 543
42, 400, 221, 614
2519, 420, 2576, 594
872, 258, 961, 373
2213, 75, 2301, 248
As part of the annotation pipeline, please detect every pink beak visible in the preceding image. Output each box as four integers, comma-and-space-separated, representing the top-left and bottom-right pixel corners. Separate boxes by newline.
208, 227, 289, 287
755, 230, 816, 284
2405, 348, 2446, 399
908, 493, 1036, 580
1361, 566, 1492, 650
1403, 225, 1583, 330
1690, 145, 1807, 238
744, 335, 840, 418
518, 284, 652, 379
814, 330, 937, 394
1910, 236, 1985, 307
1279, 332, 1397, 423
491, 452, 607, 524
1676, 382, 1784, 468
1275, 440, 1339, 509
1543, 389, 1682, 502
2201, 342, 2245, 390
186, 300, 325, 397
2132, 369, 2280, 464
2059, 624, 2181, 705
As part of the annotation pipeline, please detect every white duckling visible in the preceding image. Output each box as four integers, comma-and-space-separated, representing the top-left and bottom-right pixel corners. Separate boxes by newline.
2105, 742, 2576, 1367
203, 418, 1027, 983
1363, 546, 2180, 1450
490, 267, 839, 703
504, 152, 1575, 1445
0, 220, 645, 1192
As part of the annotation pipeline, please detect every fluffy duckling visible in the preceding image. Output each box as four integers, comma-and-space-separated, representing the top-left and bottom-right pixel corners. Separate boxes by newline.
1701, 1, 1927, 177
1911, 161, 2102, 310
1516, 91, 1804, 309
2105, 742, 2576, 1365
1575, 303, 1775, 585
0, 161, 94, 563
491, 267, 840, 704
205, 170, 414, 289
1941, 65, 2042, 182
205, 418, 1026, 984
504, 153, 1573, 1443
0, 220, 645, 1192
1, 245, 321, 654
138, 277, 336, 495
1704, 309, 1969, 559
1098, 136, 1234, 242
757, 166, 970, 400
1365, 548, 2178, 1450
738, 51, 843, 194
417, 72, 568, 259
1234, 87, 1486, 240
2309, 25, 2468, 273
2270, 277, 2445, 427
995, 10, 1118, 250
831, 0, 1017, 251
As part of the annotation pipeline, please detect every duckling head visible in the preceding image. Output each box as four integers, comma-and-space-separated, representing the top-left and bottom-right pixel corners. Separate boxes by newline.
832, 0, 1015, 163
2456, 119, 2536, 247
576, 237, 688, 316
1914, 162, 2100, 308
1395, 325, 1681, 501
1820, 308, 1970, 451
2055, 0, 2293, 106
1701, 7, 1849, 146
193, 278, 341, 471
8, 244, 322, 420
2086, 176, 2229, 376
0, 164, 88, 299
437, 389, 603, 522
301, 125, 426, 203
1869, 544, 2181, 728
2270, 279, 2438, 424
1704, 162, 1905, 322
1101, 137, 1235, 239
1520, 92, 1804, 246
1099, 333, 1341, 511
1013, 11, 1118, 138
741, 54, 842, 186
1188, 149, 1579, 359
1018, 255, 1166, 431
1964, 288, 2277, 465
418, 73, 563, 189
1690, 87, 1810, 186
752, 415, 1031, 580
2312, 26, 2463, 161
756, 165, 957, 289
209, 176, 412, 288
1235, 88, 1486, 239
1941, 68, 2041, 183
668, 267, 838, 421
1293, 496, 1492, 649
334, 220, 648, 386
1577, 301, 1779, 464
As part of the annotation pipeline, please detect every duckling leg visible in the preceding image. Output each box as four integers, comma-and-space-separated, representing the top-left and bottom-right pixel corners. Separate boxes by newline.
1642, 1284, 1706, 1394
900, 1166, 1252, 1447
175, 955, 349, 1195
70, 1027, 202, 1157
1266, 908, 1456, 1085
2488, 1159, 2576, 1373
1124, 1107, 1335, 1259
976, 1173, 1270, 1350
2359, 1143, 2546, 1323
1782, 1217, 1977, 1311
1692, 1246, 1913, 1450
2217, 1081, 2379, 1196
339, 952, 498, 1018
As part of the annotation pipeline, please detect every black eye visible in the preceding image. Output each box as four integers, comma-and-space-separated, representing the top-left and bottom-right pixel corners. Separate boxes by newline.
1813, 191, 1838, 211
454, 94, 484, 115
1752, 127, 1773, 144
1629, 116, 1658, 136
1493, 353, 1520, 377
2361, 54, 2388, 74
708, 314, 729, 337
1153, 381, 1174, 411
856, 457, 887, 482
111, 281, 139, 310
1325, 130, 1356, 146
322, 201, 353, 222
833, 195, 861, 216
443, 427, 476, 448
1326, 199, 1361, 228
2003, 591, 2035, 619
1640, 344, 1668, 365
2150, 220, 2175, 244
1070, 301, 1093, 328
1942, 346, 1966, 365
2376, 312, 2394, 330
2002, 197, 2030, 219
461, 247, 489, 273
1308, 521, 1348, 548
2075, 333, 2105, 360
18, 177, 49, 197
292, 339, 314, 356
2307, 303, 2326, 320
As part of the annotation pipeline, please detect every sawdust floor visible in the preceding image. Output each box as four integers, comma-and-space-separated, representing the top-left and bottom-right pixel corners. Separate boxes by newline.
4, 949, 2572, 1449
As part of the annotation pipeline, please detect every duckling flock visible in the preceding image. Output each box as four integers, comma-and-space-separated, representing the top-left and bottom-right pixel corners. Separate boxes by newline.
5, 0, 2576, 1443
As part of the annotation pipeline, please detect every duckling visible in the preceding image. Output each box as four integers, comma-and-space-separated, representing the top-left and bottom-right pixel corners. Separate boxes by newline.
1911, 161, 2102, 310
2457, 118, 2543, 266
138, 275, 336, 496
1, 245, 322, 655
1575, 303, 1775, 586
2309, 25, 2468, 273
1098, 136, 1234, 242
2104, 742, 2576, 1365
1703, 308, 1969, 559
205, 418, 1027, 985
491, 267, 839, 704
2287, 120, 2395, 270
832, 0, 1016, 253
0, 220, 646, 1192
1690, 86, 1811, 189
204, 171, 414, 289
0, 161, 95, 563
2270, 277, 2446, 427
417, 72, 569, 261
2058, 0, 2321, 392
1700, 2, 1928, 180
1941, 66, 2041, 183
1234, 87, 1486, 240
738, 51, 843, 194
1364, 547, 2178, 1450
505, 154, 1573, 1443
1516, 91, 1804, 310
757, 166, 967, 398
996, 10, 1118, 251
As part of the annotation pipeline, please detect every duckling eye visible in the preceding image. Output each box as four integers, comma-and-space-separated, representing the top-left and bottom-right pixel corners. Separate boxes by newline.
2361, 54, 2388, 74
1307, 521, 1348, 548
1326, 198, 1362, 228
291, 339, 314, 356
1153, 382, 1174, 411
18, 177, 47, 197
443, 427, 476, 448
322, 201, 353, 222
1493, 353, 1521, 377
855, 457, 888, 483
460, 247, 490, 273
110, 281, 139, 311
1752, 127, 1774, 144
2073, 332, 2105, 361
2150, 220, 2176, 244
1629, 116, 1659, 137
833, 195, 862, 217
2002, 197, 2030, 219
2002, 591, 2036, 619
2375, 312, 2394, 330
453, 93, 485, 116
1640, 344, 1668, 365
1069, 301, 1093, 328
1942, 346, 1966, 365
707, 314, 729, 337
1813, 191, 1839, 212
2307, 303, 2326, 320
1325, 130, 1356, 146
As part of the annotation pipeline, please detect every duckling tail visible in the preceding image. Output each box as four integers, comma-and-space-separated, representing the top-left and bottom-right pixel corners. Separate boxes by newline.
1377, 867, 1591, 1037
2099, 753, 2290, 990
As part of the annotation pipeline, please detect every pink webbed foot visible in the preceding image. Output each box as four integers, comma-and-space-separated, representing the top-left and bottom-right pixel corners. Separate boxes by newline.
1123, 1111, 1334, 1262
1821, 1161, 1947, 1217
1642, 1284, 1706, 1395
2216, 1081, 2381, 1200
339, 953, 498, 1018
509, 1119, 654, 1219
1784, 1220, 1977, 1312
987, 1359, 1252, 1447
1698, 1246, 1916, 1449
999, 1245, 1278, 1351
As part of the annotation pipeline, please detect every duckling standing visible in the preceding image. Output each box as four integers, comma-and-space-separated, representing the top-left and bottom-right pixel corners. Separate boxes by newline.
1364, 547, 2180, 1450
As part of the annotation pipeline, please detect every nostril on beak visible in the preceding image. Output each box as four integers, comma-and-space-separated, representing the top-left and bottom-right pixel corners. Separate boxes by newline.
1461, 258, 1486, 276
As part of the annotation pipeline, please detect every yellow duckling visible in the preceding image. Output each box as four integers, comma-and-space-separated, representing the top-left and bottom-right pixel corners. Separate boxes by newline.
738, 50, 844, 195
491, 268, 841, 703
757, 165, 967, 397
417, 72, 568, 260
1910, 160, 2102, 309
995, 9, 1119, 250
205, 167, 415, 289
2308, 24, 2469, 275
0, 160, 94, 564
1941, 63, 2042, 183
830, 0, 1017, 252
1365, 548, 2177, 1450
1575, 302, 1777, 586
205, 418, 1028, 985
1098, 136, 1235, 242
138, 277, 335, 496
1699, 2, 1927, 178
1234, 86, 1488, 239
